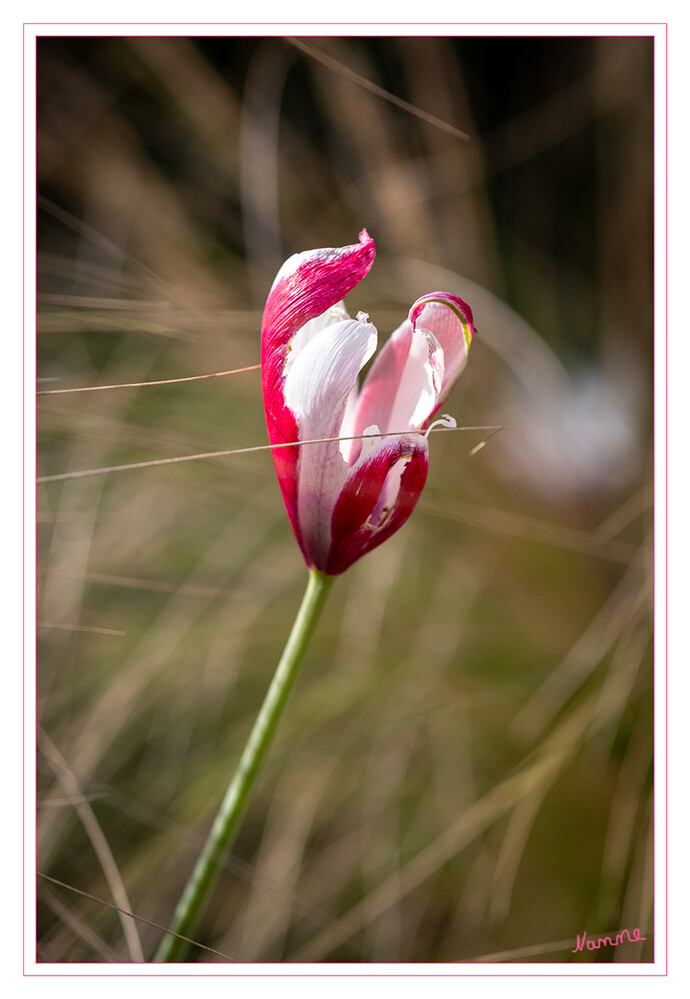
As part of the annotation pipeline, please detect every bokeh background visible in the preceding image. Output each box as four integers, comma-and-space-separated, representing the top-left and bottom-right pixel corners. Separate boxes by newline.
36, 34, 654, 964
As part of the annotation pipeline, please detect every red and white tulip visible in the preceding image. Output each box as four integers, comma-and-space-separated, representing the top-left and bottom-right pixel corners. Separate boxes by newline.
261, 229, 473, 575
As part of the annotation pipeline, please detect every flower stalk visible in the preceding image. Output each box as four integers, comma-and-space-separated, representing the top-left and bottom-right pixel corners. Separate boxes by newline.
154, 568, 335, 963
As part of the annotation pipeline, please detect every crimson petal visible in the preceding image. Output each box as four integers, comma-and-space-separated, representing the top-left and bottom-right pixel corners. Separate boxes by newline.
325, 435, 429, 575
261, 229, 376, 539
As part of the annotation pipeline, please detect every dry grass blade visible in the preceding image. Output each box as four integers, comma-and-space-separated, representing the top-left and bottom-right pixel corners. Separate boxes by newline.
37, 621, 126, 636
37, 365, 261, 396
37, 195, 163, 287
38, 886, 123, 963
293, 751, 563, 961
422, 497, 651, 567
511, 550, 652, 742
38, 729, 145, 962
37, 874, 236, 963
285, 37, 471, 142
38, 426, 501, 484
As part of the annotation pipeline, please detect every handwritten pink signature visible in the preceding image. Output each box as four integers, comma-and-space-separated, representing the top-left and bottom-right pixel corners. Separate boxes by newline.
572, 927, 647, 953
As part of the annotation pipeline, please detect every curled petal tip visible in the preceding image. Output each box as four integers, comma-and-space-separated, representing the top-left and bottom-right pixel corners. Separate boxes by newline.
356, 229, 376, 271
409, 292, 474, 347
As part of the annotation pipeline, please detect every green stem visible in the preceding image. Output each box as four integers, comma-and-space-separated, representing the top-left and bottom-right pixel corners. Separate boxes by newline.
153, 568, 335, 962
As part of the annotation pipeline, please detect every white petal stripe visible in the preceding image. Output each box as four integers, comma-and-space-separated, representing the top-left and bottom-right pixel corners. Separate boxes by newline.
284, 317, 378, 567
285, 319, 376, 426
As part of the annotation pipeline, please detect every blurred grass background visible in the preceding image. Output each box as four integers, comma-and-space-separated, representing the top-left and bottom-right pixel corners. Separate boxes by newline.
35, 34, 654, 964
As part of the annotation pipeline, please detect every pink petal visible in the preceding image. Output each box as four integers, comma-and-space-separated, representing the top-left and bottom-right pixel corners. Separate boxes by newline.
261, 230, 376, 539
347, 323, 444, 457
325, 434, 429, 575
408, 292, 474, 414
346, 293, 473, 452
261, 229, 376, 415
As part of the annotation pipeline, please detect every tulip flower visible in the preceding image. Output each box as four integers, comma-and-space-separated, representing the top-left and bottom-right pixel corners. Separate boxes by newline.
156, 230, 474, 961
261, 228, 474, 574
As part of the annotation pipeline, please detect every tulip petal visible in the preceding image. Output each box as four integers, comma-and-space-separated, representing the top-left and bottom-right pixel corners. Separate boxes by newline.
284, 317, 378, 568
347, 323, 445, 453
261, 230, 376, 541
408, 292, 474, 413
283, 301, 351, 379
326, 433, 429, 575
348, 292, 474, 451
262, 229, 376, 413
